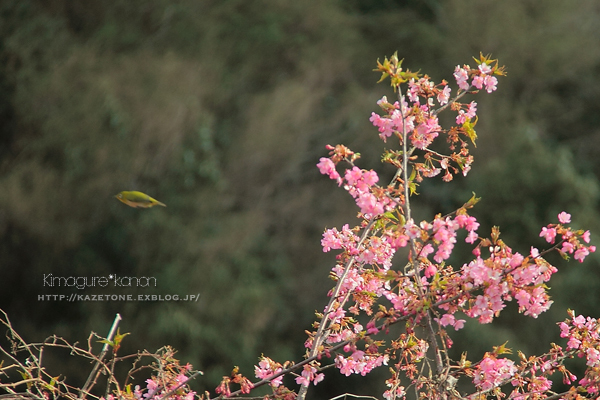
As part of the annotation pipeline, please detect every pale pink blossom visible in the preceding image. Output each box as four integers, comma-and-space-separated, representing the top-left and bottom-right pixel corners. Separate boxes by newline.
539, 226, 557, 243
478, 63, 492, 74
437, 85, 451, 105
317, 157, 341, 185
574, 247, 590, 262
483, 75, 498, 93
454, 65, 470, 90
583, 230, 591, 243
466, 101, 477, 118
472, 75, 484, 89
558, 211, 571, 224
530, 247, 539, 258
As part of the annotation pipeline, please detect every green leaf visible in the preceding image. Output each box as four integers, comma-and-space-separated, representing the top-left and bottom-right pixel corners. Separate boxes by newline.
462, 117, 478, 147
465, 192, 481, 208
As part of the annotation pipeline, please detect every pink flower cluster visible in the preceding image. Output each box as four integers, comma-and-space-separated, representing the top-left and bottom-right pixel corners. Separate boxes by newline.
369, 96, 413, 142
470, 305, 600, 398
455, 101, 477, 125
321, 224, 357, 253
310, 204, 596, 399
411, 114, 441, 150
335, 350, 389, 377
383, 383, 406, 400
328, 264, 390, 314
454, 62, 498, 93
295, 364, 324, 387
459, 246, 557, 323
369, 94, 441, 149
320, 213, 480, 322
128, 375, 195, 400
557, 312, 600, 394
366, 61, 501, 186
345, 166, 396, 216
254, 357, 284, 387
317, 159, 398, 218
539, 211, 596, 262
473, 354, 517, 391
559, 314, 600, 368
317, 157, 342, 186
323, 228, 395, 269
322, 210, 582, 331
421, 213, 480, 263
435, 313, 466, 331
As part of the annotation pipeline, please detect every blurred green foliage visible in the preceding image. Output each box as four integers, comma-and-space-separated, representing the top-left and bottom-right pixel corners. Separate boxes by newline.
0, 0, 599, 397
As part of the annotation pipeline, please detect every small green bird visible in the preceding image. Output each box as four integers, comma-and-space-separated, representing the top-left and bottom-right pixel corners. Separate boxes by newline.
114, 191, 166, 208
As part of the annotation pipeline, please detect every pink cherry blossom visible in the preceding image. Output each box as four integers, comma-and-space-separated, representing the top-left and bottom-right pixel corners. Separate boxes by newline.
295, 365, 324, 387
404, 219, 420, 239
585, 348, 600, 367
574, 246, 590, 262
421, 243, 434, 258
561, 241, 574, 254
558, 211, 571, 224
453, 318, 466, 330
437, 85, 451, 105
472, 75, 484, 90
317, 157, 342, 185
473, 356, 516, 391
483, 75, 498, 93
530, 247, 539, 258
456, 110, 467, 125
466, 101, 477, 118
509, 252, 524, 268
369, 112, 394, 141
539, 226, 557, 243
411, 117, 441, 149
254, 358, 284, 387
478, 63, 492, 74
436, 313, 455, 327
583, 230, 591, 243
453, 65, 470, 90
344, 166, 363, 186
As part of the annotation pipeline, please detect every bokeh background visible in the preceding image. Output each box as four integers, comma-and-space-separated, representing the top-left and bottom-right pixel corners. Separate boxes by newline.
1, 0, 600, 398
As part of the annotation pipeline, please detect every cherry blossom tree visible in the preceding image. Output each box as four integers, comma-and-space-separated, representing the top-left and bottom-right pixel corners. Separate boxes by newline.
213, 53, 598, 400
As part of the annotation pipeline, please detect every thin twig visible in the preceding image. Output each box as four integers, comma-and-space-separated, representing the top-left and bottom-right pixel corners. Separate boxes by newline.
79, 314, 122, 399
